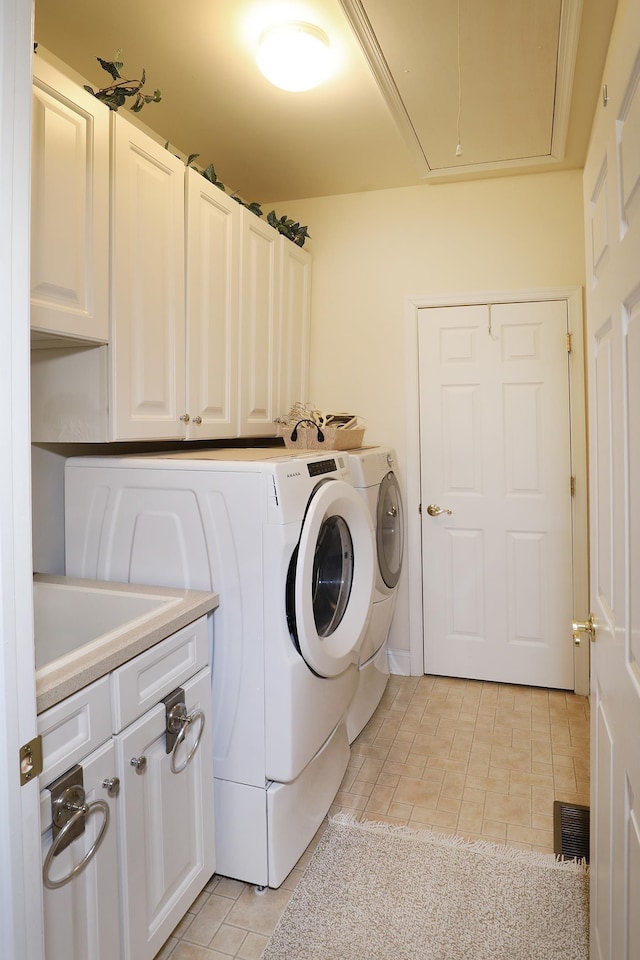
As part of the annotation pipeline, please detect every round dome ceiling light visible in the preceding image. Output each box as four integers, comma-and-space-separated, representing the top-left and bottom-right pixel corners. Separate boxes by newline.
257, 21, 331, 92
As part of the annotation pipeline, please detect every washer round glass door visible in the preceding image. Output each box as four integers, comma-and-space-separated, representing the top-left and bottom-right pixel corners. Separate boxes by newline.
312, 513, 354, 638
376, 471, 404, 589
291, 480, 375, 678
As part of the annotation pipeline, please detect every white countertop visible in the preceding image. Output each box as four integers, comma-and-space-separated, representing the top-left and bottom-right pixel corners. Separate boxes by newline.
35, 574, 219, 713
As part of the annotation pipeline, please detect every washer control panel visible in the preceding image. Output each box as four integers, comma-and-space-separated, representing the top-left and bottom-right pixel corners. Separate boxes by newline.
307, 458, 342, 477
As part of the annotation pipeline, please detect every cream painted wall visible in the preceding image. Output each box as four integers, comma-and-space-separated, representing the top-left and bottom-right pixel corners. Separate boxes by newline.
279, 171, 587, 670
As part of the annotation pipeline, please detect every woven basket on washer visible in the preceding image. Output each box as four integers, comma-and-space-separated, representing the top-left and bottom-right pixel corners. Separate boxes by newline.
279, 425, 365, 450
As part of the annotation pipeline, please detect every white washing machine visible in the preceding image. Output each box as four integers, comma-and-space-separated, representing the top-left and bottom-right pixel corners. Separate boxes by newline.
346, 447, 404, 742
64, 448, 375, 888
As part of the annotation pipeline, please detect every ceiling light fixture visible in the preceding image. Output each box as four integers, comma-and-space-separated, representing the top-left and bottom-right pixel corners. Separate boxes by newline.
257, 21, 331, 92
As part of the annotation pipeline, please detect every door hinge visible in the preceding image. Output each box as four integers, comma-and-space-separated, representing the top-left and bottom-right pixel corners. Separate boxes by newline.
20, 735, 43, 785
570, 476, 576, 497
566, 332, 573, 353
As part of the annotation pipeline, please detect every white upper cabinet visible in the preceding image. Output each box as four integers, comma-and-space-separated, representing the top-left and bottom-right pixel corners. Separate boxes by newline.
278, 238, 311, 418
185, 168, 240, 439
110, 114, 187, 440
238, 207, 280, 436
30, 60, 312, 444
31, 56, 110, 343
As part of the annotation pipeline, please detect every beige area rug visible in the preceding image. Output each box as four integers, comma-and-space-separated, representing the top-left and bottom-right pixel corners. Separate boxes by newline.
262, 813, 589, 960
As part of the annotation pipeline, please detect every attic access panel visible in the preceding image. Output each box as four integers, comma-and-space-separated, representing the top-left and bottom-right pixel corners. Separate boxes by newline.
341, 0, 578, 177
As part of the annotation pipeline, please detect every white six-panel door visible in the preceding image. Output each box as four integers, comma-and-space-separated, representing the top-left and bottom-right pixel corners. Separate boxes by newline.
419, 299, 575, 688
583, 0, 640, 955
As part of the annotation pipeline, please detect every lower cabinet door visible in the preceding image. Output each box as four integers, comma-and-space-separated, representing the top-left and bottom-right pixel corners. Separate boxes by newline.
115, 667, 215, 960
41, 739, 121, 960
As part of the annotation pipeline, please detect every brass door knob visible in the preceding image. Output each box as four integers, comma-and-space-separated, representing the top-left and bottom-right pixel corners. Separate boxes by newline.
572, 614, 596, 645
426, 504, 452, 517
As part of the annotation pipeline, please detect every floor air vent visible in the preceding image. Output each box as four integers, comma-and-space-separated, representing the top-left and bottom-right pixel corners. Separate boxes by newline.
553, 801, 590, 863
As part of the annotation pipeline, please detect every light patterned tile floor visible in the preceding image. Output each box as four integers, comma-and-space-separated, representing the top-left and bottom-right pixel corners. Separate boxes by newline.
156, 674, 590, 959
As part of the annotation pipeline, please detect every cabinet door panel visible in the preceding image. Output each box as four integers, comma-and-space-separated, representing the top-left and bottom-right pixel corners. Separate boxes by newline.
115, 667, 214, 960
278, 238, 311, 417
185, 169, 240, 438
41, 739, 121, 960
111, 114, 186, 439
31, 57, 109, 342
238, 209, 279, 436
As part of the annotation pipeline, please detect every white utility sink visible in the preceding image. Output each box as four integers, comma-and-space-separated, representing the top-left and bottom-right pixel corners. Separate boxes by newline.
34, 579, 182, 671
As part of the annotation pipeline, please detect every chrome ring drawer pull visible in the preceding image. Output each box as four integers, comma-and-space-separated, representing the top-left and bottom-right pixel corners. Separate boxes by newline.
43, 799, 110, 890
171, 708, 205, 774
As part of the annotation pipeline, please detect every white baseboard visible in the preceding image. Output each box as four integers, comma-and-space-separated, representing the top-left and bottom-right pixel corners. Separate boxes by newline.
387, 648, 412, 676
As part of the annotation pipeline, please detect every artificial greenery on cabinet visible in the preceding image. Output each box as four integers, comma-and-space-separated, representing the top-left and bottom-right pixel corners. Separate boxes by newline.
82, 49, 161, 113
81, 49, 311, 247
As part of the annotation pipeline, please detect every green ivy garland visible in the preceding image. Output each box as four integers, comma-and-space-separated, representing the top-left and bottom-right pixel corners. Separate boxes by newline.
89, 50, 311, 247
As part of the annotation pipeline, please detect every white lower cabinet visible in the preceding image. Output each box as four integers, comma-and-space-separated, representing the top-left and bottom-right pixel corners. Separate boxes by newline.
40, 738, 121, 960
115, 667, 215, 959
38, 617, 214, 960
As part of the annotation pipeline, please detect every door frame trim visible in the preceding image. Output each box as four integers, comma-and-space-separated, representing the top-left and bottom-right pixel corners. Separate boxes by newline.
404, 286, 588, 693
0, 0, 45, 956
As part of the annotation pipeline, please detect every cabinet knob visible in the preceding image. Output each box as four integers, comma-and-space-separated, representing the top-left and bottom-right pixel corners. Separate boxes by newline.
130, 756, 147, 773
102, 776, 120, 797
192, 416, 202, 425
179, 413, 190, 424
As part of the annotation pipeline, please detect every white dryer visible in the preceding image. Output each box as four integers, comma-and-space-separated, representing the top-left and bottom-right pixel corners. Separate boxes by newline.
346, 447, 404, 742
64, 448, 375, 888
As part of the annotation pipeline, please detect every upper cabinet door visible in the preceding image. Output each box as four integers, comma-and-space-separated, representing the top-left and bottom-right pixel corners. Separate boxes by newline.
31, 57, 110, 343
238, 208, 280, 436
278, 238, 311, 419
110, 114, 186, 440
185, 168, 240, 439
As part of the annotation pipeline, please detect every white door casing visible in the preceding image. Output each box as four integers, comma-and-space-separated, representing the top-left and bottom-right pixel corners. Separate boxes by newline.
405, 288, 588, 690
0, 0, 45, 957
583, 0, 640, 955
